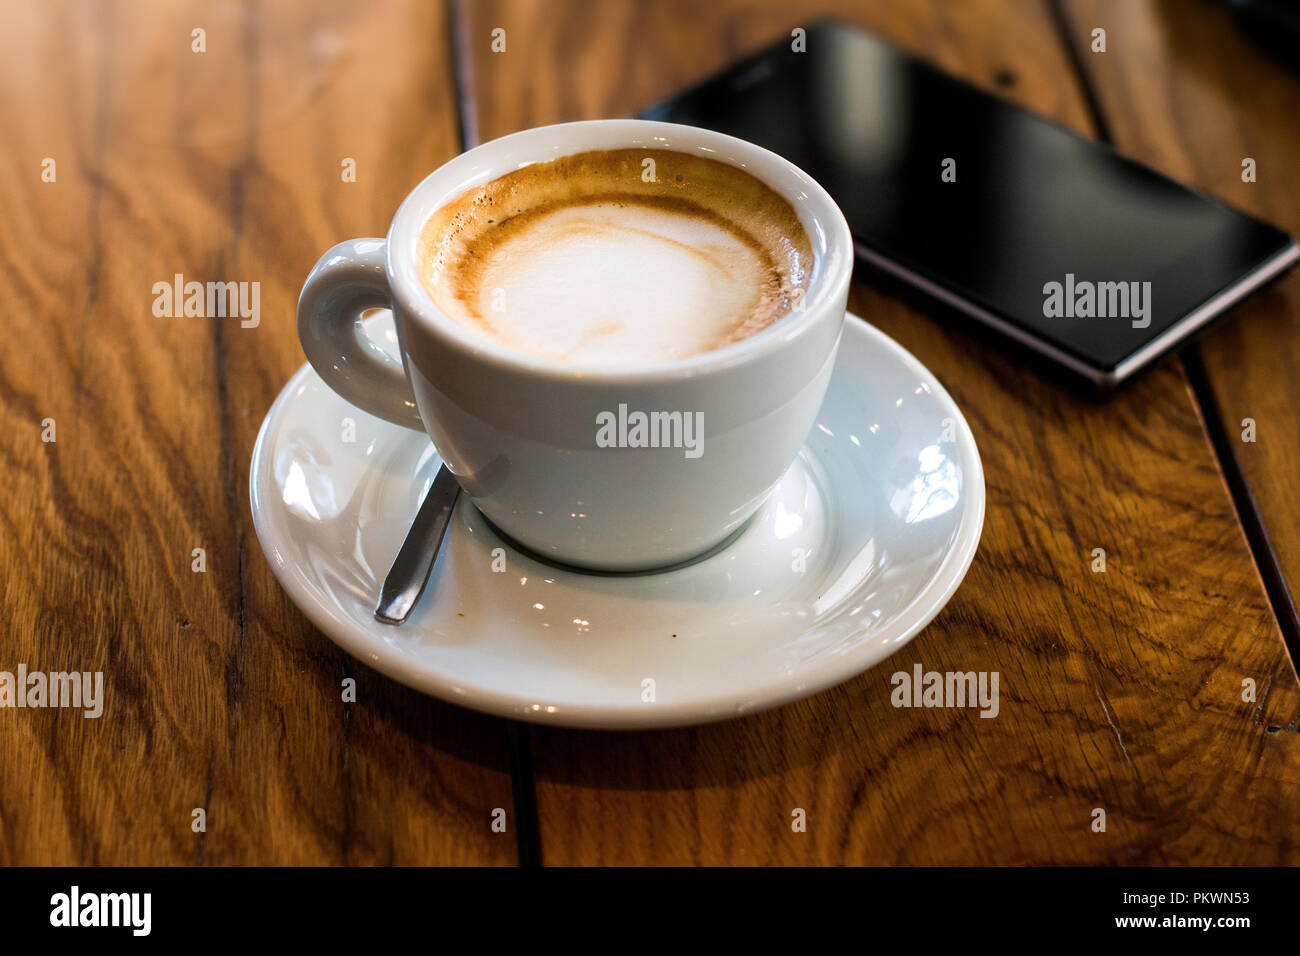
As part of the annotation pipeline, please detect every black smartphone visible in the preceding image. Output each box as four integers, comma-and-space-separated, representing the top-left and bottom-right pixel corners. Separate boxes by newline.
640, 19, 1298, 390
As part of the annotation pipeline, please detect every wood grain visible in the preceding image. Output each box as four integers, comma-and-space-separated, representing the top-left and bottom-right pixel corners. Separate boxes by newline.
1059, 0, 1300, 639
459, 0, 1300, 864
0, 0, 515, 865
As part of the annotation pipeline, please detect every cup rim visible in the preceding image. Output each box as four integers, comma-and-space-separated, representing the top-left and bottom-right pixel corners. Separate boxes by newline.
386, 119, 854, 385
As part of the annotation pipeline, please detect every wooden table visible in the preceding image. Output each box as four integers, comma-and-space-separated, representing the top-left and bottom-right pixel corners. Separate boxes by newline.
2, 0, 1297, 865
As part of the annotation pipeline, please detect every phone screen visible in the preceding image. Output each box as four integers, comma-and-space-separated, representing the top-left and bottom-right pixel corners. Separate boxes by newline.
640, 20, 1295, 379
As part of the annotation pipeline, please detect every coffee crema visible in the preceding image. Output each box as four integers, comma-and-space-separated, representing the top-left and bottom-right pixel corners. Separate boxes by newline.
417, 148, 814, 366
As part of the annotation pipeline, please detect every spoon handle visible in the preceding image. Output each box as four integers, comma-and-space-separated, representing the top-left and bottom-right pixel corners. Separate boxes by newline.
374, 464, 461, 625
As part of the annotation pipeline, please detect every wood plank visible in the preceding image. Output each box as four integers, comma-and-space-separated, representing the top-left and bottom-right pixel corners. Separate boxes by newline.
0, 0, 515, 864
1058, 0, 1300, 635
459, 0, 1300, 864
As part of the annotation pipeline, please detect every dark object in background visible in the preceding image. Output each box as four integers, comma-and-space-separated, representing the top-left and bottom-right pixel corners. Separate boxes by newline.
641, 19, 1298, 392
1226, 0, 1300, 68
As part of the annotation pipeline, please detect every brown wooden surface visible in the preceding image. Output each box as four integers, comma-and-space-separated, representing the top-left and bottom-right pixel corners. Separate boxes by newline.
0, 0, 1297, 866
0, 0, 516, 865
1061, 0, 1300, 642
459, 0, 1300, 864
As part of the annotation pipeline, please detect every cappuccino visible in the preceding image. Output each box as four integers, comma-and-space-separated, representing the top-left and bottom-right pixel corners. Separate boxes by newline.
417, 148, 813, 366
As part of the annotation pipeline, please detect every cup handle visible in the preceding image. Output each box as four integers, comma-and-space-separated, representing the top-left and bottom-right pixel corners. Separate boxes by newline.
297, 237, 424, 430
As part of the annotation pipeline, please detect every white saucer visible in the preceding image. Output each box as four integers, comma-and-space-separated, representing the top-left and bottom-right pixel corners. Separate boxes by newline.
250, 312, 984, 729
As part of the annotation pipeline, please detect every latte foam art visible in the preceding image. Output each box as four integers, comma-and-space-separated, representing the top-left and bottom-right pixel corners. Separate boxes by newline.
417, 148, 813, 367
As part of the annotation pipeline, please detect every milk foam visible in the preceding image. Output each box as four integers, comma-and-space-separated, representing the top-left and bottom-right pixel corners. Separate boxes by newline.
417, 149, 813, 366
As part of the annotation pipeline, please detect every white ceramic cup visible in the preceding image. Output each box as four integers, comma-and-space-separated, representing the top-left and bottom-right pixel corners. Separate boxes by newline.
297, 120, 853, 570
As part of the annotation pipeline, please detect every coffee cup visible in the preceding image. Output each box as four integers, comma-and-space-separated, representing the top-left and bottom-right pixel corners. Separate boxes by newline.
297, 120, 853, 570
